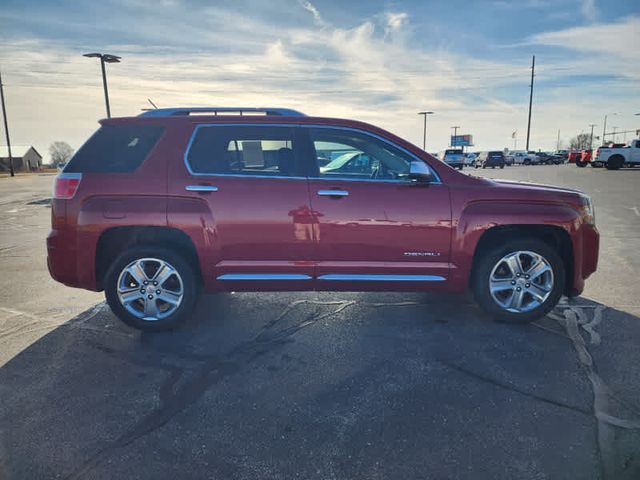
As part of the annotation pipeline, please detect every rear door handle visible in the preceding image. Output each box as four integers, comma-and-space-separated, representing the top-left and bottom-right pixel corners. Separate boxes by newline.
185, 185, 219, 192
318, 189, 349, 197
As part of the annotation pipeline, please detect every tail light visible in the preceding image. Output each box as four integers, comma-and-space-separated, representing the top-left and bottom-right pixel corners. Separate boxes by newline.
595, 148, 600, 159
54, 173, 82, 199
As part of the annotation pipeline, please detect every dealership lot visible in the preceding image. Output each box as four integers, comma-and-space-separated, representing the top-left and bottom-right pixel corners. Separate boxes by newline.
1, 167, 639, 479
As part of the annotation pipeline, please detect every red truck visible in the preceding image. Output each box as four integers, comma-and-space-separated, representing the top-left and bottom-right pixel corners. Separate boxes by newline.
576, 149, 592, 167
48, 107, 599, 331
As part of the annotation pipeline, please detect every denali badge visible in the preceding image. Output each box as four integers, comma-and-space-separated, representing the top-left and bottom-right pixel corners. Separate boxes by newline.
404, 251, 441, 257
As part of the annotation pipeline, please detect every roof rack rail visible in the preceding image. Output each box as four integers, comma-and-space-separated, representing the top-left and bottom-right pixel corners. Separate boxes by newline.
138, 107, 306, 118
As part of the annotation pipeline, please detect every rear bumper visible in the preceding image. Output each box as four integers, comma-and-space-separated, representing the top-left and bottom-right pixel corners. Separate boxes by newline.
446, 161, 464, 167
484, 160, 505, 167
47, 228, 97, 290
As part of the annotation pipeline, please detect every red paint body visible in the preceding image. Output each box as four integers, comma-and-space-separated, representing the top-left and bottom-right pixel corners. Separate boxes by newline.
47, 115, 599, 297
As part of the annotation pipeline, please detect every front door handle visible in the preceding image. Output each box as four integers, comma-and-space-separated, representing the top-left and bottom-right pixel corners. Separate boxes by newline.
318, 189, 349, 197
185, 185, 219, 192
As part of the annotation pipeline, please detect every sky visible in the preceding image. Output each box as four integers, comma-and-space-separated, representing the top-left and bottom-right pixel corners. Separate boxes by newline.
1, 0, 639, 161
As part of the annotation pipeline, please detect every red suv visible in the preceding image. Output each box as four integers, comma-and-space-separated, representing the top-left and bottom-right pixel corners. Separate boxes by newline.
48, 107, 599, 331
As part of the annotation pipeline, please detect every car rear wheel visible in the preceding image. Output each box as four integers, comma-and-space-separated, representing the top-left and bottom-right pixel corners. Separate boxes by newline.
472, 239, 564, 323
576, 160, 587, 168
105, 246, 199, 331
605, 155, 624, 170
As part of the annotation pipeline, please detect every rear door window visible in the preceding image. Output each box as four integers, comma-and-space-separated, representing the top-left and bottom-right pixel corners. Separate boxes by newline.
65, 124, 164, 173
186, 126, 300, 177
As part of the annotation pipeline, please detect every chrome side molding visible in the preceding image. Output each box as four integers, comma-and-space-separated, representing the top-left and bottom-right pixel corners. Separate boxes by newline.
185, 185, 219, 192
215, 273, 446, 282
217, 274, 312, 281
318, 274, 446, 281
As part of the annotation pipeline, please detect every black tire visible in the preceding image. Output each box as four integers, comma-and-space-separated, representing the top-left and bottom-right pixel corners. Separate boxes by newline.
500, 164, 505, 169
605, 155, 624, 170
524, 159, 531, 165
576, 160, 587, 168
104, 246, 199, 331
472, 238, 565, 323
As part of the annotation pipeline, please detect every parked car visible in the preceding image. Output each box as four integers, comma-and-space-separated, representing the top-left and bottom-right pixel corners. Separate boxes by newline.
464, 152, 477, 166
48, 106, 599, 331
506, 151, 532, 165
503, 152, 514, 166
576, 149, 592, 168
567, 151, 581, 164
589, 142, 627, 168
475, 151, 506, 169
534, 152, 555, 165
593, 140, 640, 170
438, 148, 465, 170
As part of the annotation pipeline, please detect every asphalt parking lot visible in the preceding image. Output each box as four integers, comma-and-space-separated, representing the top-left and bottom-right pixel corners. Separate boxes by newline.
1, 165, 639, 480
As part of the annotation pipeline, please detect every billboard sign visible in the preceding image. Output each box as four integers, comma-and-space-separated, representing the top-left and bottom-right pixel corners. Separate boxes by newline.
451, 134, 473, 147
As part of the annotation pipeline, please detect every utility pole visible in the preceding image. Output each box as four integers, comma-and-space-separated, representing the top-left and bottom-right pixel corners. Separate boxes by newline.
0, 70, 14, 177
556, 129, 560, 151
588, 124, 597, 150
525, 55, 535, 151
417, 111, 434, 150
602, 113, 617, 144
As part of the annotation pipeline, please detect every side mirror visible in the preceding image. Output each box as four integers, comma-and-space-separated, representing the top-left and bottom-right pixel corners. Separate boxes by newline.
409, 161, 435, 183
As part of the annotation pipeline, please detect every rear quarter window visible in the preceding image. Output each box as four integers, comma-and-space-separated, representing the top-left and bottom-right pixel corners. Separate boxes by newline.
65, 124, 164, 173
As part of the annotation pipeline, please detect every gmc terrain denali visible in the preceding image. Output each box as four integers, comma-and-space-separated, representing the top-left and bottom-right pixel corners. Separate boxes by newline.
47, 107, 599, 331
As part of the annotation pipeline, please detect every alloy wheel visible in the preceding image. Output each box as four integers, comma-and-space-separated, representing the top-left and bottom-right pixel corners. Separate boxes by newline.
116, 258, 184, 321
489, 250, 554, 313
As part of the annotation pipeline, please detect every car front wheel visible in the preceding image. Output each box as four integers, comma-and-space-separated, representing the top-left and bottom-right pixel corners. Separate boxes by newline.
472, 239, 565, 323
105, 246, 199, 331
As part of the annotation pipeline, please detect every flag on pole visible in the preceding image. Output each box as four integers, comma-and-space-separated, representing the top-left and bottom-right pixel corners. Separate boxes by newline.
511, 130, 517, 139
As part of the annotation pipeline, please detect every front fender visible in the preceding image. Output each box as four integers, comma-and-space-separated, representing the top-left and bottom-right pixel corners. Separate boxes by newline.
449, 200, 581, 291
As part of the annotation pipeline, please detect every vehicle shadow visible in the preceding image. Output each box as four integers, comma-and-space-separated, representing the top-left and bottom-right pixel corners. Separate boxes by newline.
1, 293, 639, 480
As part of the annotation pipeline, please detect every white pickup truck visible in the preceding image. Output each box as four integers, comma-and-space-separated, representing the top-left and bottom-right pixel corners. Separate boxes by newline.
595, 138, 640, 170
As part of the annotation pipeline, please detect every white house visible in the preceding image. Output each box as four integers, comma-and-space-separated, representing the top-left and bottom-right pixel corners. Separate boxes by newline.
0, 145, 43, 172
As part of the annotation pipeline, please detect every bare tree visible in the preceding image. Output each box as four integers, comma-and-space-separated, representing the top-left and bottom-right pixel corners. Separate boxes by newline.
49, 141, 74, 166
569, 133, 591, 151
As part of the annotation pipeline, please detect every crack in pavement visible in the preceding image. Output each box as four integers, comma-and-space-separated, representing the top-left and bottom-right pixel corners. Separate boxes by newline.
64, 298, 424, 479
440, 359, 592, 416
547, 305, 640, 480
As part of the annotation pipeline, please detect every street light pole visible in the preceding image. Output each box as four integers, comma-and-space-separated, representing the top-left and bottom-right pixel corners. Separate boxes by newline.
451, 126, 460, 147
83, 53, 121, 118
99, 56, 110, 118
588, 123, 596, 150
417, 111, 434, 150
0, 70, 14, 177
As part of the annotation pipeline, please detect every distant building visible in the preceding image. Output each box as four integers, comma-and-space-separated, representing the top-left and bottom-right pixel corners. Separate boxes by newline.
0, 145, 43, 172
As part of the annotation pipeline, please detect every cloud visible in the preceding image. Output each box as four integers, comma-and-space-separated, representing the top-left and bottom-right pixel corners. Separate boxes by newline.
580, 0, 598, 22
299, 0, 325, 27
530, 16, 640, 79
385, 12, 408, 31
0, 1, 639, 159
